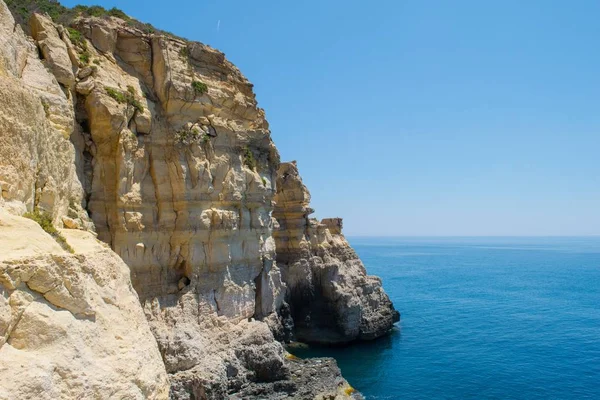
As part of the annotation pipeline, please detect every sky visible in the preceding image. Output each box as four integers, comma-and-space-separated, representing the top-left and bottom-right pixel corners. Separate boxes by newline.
62, 0, 600, 236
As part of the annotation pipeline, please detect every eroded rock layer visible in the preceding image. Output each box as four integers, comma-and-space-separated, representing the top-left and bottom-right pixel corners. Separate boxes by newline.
0, 211, 170, 399
0, 2, 169, 398
54, 11, 293, 397
0, 4, 89, 227
0, 0, 397, 398
274, 162, 400, 344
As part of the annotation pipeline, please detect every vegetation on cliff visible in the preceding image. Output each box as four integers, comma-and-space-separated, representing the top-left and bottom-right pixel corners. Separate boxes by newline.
5, 0, 125, 24
243, 146, 257, 170
105, 86, 144, 113
23, 209, 74, 253
191, 80, 208, 95
5, 0, 180, 37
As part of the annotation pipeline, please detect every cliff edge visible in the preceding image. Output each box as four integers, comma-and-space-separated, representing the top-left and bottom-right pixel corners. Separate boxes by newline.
0, 1, 399, 398
274, 162, 399, 344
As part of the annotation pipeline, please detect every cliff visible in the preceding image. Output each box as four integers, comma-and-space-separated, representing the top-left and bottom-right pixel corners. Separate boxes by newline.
0, 1, 398, 398
274, 162, 399, 344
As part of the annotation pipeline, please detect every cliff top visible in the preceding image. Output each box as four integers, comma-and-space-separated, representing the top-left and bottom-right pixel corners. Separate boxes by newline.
6, 0, 177, 37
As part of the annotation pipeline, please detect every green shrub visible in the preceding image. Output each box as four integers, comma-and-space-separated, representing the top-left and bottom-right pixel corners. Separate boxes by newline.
86, 5, 106, 17
5, 1, 182, 39
175, 128, 199, 146
79, 50, 91, 64
261, 177, 267, 186
67, 27, 84, 47
107, 7, 129, 20
174, 127, 212, 146
41, 99, 50, 117
143, 23, 155, 34
71, 5, 89, 14
23, 209, 74, 253
105, 86, 144, 113
129, 97, 144, 113
191, 80, 208, 95
5, 0, 68, 24
105, 87, 125, 102
179, 46, 189, 59
15, 5, 29, 21
243, 146, 257, 170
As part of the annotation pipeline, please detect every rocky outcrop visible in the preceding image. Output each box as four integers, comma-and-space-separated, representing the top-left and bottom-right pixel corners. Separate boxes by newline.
55, 12, 292, 397
29, 12, 75, 88
0, 2, 88, 225
0, 2, 169, 398
0, 0, 397, 398
274, 162, 399, 344
0, 211, 170, 399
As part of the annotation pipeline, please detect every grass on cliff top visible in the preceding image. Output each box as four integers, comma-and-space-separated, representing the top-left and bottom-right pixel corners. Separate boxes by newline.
5, 0, 66, 23
4, 0, 130, 24
24, 209, 74, 253
5, 0, 183, 38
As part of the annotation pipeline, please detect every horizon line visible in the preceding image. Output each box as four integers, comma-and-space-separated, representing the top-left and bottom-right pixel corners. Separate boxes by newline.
344, 234, 600, 238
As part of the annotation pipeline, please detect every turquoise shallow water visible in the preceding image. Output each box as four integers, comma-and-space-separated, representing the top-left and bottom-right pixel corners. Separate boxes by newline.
292, 237, 600, 399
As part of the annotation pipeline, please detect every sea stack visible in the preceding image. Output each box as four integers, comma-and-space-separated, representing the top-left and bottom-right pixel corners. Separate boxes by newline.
274, 161, 400, 344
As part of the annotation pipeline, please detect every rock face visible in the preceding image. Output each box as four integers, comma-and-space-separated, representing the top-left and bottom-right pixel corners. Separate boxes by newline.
0, 2, 169, 398
0, 211, 170, 400
0, 1, 398, 398
0, 2, 88, 226
274, 162, 400, 344
59, 11, 291, 397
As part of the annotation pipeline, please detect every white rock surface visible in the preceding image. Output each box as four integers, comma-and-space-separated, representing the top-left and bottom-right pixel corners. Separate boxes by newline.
0, 3, 87, 226
0, 3, 168, 398
0, 210, 169, 400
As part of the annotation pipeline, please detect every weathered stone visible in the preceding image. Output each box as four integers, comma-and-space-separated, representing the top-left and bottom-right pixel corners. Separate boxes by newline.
75, 76, 95, 94
0, 5, 84, 223
133, 103, 153, 134
274, 161, 400, 344
29, 13, 75, 88
91, 22, 117, 53
61, 215, 80, 229
56, 16, 293, 396
0, 210, 169, 400
77, 65, 94, 79
0, 3, 167, 397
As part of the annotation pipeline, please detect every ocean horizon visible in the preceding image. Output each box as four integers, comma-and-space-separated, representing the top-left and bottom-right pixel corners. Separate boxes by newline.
293, 236, 600, 399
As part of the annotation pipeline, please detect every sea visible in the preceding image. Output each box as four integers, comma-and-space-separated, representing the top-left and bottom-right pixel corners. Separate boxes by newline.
292, 237, 600, 400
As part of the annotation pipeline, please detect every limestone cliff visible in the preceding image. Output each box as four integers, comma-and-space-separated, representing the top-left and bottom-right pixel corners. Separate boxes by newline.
57, 10, 290, 397
0, 2, 169, 398
274, 162, 399, 344
0, 1, 398, 398
0, 211, 170, 399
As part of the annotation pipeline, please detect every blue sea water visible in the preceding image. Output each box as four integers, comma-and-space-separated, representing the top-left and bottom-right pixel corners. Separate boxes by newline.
293, 237, 600, 399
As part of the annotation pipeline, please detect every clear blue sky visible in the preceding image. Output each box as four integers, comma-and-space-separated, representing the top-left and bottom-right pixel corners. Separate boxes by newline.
63, 0, 600, 236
